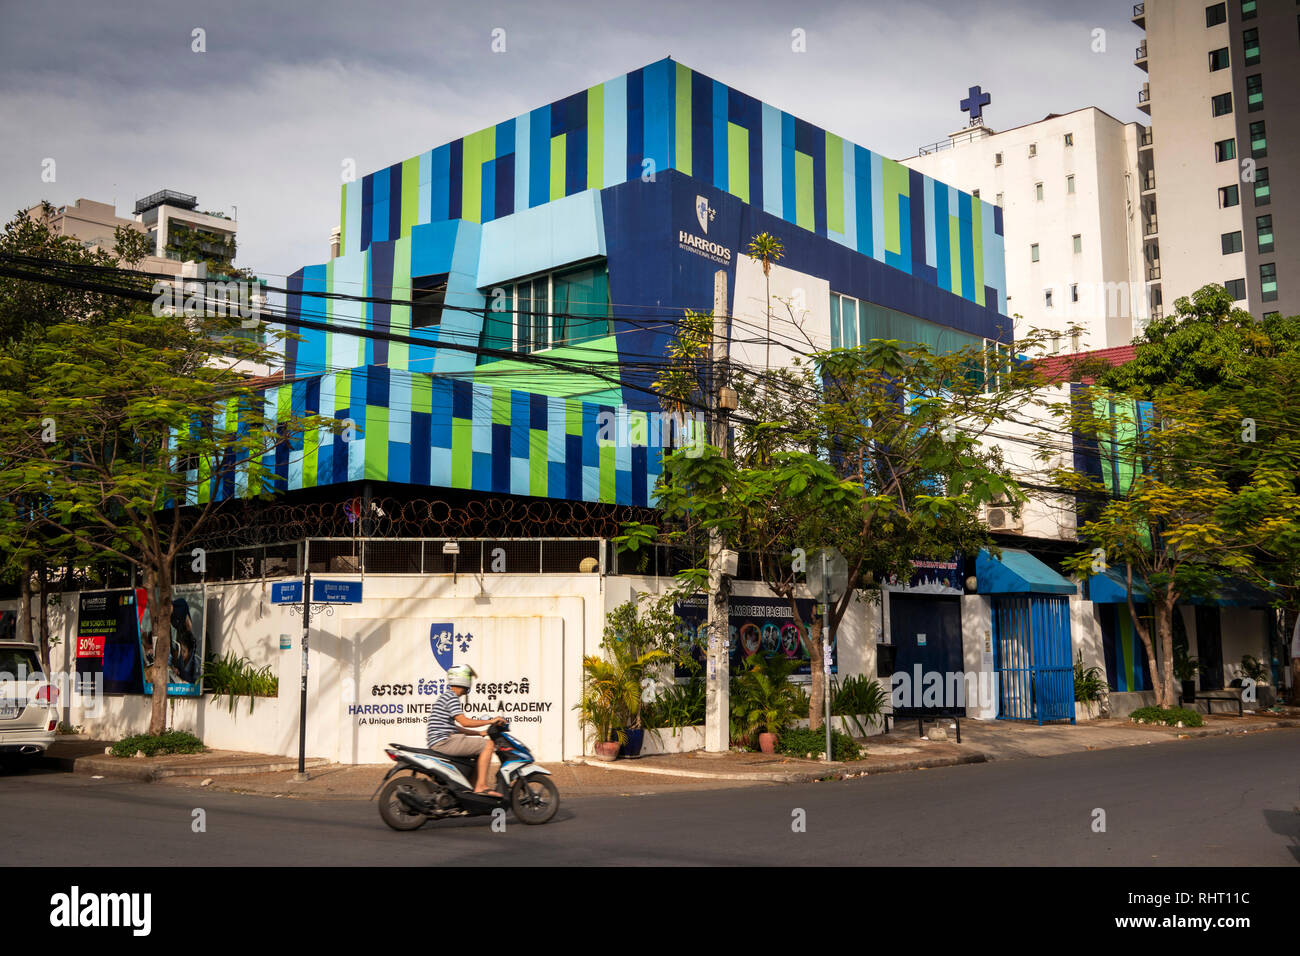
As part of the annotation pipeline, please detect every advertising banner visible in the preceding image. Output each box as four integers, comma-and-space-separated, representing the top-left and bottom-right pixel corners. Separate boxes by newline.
886, 555, 966, 595
75, 590, 147, 694
141, 584, 206, 697
673, 595, 833, 676
345, 615, 564, 762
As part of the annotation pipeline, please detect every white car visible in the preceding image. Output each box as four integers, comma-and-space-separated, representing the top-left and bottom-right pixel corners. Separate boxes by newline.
0, 642, 58, 762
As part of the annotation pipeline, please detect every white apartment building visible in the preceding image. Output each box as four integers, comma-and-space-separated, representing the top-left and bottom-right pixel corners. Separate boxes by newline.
1135, 0, 1297, 318
903, 109, 1148, 353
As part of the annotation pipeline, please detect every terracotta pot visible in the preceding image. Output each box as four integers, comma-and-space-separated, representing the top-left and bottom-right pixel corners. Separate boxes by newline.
758, 732, 777, 754
593, 741, 621, 762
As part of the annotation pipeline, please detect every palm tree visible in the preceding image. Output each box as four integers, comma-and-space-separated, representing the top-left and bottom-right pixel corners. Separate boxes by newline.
746, 232, 784, 374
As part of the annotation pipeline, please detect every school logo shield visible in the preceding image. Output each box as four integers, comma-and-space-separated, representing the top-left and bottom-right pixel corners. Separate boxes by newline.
696, 195, 710, 234
430, 623, 455, 671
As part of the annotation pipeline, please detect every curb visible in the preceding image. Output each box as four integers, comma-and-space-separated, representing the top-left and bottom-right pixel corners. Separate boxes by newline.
571, 751, 986, 783
69, 755, 330, 782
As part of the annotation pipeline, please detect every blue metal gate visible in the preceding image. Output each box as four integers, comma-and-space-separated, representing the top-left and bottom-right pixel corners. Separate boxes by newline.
992, 596, 1075, 723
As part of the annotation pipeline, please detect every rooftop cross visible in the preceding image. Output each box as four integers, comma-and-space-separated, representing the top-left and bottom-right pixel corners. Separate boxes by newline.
960, 85, 991, 126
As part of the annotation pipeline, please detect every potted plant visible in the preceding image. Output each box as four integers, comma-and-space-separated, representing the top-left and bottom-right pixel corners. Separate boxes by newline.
1072, 652, 1108, 719
575, 655, 624, 761
731, 652, 803, 754
830, 674, 888, 734
1172, 644, 1201, 708
1239, 654, 1275, 708
599, 600, 673, 757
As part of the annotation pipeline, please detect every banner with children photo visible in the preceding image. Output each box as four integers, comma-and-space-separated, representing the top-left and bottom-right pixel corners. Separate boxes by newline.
139, 584, 206, 696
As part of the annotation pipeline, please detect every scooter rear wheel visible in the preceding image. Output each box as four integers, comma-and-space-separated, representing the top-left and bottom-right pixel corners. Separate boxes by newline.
510, 774, 559, 825
378, 775, 433, 831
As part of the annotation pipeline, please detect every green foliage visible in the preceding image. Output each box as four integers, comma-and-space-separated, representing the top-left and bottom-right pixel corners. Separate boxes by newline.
1240, 654, 1269, 684
1073, 653, 1107, 706
576, 600, 673, 745
729, 651, 805, 738
645, 672, 706, 732
202, 651, 278, 714
1129, 706, 1203, 728
1172, 643, 1202, 682
775, 726, 863, 762
109, 730, 205, 758
112, 225, 153, 266
56, 722, 83, 735
830, 674, 888, 734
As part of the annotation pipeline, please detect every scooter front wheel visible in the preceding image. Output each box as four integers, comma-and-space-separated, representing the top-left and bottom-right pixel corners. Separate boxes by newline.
378, 775, 433, 831
510, 774, 559, 825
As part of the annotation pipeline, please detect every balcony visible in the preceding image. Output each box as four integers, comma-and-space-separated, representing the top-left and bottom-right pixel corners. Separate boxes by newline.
1132, 2, 1145, 29
1141, 170, 1156, 192
1144, 216, 1158, 237
1138, 126, 1153, 148
1146, 264, 1161, 281
1135, 41, 1147, 71
1137, 86, 1151, 115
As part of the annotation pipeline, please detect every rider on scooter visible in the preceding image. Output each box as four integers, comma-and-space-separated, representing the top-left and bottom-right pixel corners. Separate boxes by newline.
426, 664, 507, 797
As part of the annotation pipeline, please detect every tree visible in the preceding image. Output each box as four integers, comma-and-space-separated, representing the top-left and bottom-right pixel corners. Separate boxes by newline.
0, 235, 338, 734
746, 232, 784, 375
626, 334, 1050, 729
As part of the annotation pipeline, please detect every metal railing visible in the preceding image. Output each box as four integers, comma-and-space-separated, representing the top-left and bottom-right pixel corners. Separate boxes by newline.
173, 537, 612, 582
1139, 127, 1153, 147
1137, 88, 1151, 106
1135, 42, 1147, 60
1144, 217, 1158, 236
1133, 3, 1144, 19
1146, 265, 1161, 281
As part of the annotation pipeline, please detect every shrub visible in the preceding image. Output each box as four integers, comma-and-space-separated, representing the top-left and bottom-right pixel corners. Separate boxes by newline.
775, 725, 863, 762
109, 730, 205, 758
1073, 653, 1107, 707
203, 650, 278, 714
1129, 706, 1203, 727
830, 674, 887, 734
646, 673, 706, 732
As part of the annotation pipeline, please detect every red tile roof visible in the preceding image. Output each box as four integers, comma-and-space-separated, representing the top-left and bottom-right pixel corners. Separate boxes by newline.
1034, 345, 1137, 384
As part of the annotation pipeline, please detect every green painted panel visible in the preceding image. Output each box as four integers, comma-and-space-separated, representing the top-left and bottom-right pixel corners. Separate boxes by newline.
338, 183, 347, 257
972, 201, 985, 307
451, 418, 472, 488
883, 159, 909, 254
599, 441, 614, 501
728, 123, 749, 204
825, 131, 843, 234
461, 126, 495, 224
795, 151, 814, 230
587, 84, 604, 189
550, 134, 566, 201
401, 156, 419, 238
335, 369, 351, 414
303, 425, 318, 488
474, 334, 622, 401
675, 62, 692, 175
566, 398, 582, 436
365, 405, 388, 479
411, 373, 432, 414
491, 386, 510, 425
948, 215, 962, 298
529, 429, 548, 496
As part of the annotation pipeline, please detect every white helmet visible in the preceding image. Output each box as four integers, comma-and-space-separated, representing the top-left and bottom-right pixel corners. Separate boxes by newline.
447, 664, 477, 690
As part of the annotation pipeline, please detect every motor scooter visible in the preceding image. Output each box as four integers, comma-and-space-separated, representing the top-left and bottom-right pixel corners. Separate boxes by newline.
373, 722, 558, 829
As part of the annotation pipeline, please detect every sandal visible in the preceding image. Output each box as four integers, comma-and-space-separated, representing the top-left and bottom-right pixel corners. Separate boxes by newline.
475, 788, 503, 798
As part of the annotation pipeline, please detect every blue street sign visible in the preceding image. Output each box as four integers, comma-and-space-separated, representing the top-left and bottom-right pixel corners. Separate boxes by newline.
271, 581, 303, 604
312, 579, 363, 604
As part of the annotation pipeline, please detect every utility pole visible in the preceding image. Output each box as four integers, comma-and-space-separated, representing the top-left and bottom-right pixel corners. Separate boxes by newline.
295, 568, 312, 781
705, 270, 735, 753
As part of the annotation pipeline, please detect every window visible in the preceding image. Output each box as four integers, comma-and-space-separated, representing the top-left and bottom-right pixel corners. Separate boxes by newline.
1066, 174, 1076, 194
1073, 234, 1083, 254
1241, 0, 1256, 19
1071, 283, 1079, 303
411, 273, 449, 329
1243, 27, 1260, 64
1220, 184, 1240, 207
1031, 243, 1040, 262
1209, 47, 1230, 70
1207, 2, 1227, 26
994, 152, 1003, 167
1211, 92, 1233, 116
995, 192, 1003, 207
1225, 277, 1246, 300
1028, 143, 1037, 158
1249, 120, 1267, 157
1254, 166, 1270, 205
1064, 132, 1074, 147
1045, 289, 1053, 308
483, 260, 613, 354
1246, 74, 1263, 111
1257, 214, 1273, 252
1222, 230, 1243, 254
972, 189, 980, 199
1214, 138, 1236, 162
1035, 182, 1044, 201
1260, 262, 1277, 302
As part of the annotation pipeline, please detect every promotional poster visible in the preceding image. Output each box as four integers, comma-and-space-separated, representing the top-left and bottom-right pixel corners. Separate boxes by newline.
673, 595, 832, 677
75, 589, 147, 695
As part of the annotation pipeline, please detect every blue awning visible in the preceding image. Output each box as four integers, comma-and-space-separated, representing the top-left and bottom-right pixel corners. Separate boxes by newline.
1088, 567, 1149, 604
976, 549, 1077, 595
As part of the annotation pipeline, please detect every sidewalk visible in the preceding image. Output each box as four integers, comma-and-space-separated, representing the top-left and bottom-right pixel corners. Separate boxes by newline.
47, 711, 1299, 798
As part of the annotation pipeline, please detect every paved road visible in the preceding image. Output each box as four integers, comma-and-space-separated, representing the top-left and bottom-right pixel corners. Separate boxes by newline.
4, 730, 1297, 866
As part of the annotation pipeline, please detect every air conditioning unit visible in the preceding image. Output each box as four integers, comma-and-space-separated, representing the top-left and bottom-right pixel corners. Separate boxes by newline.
984, 504, 1024, 533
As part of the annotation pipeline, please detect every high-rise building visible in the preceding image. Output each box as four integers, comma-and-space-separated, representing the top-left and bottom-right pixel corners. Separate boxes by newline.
903, 108, 1148, 351
1135, 0, 1298, 317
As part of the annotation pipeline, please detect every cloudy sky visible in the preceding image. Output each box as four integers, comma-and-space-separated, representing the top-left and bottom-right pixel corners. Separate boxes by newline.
0, 0, 1145, 281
